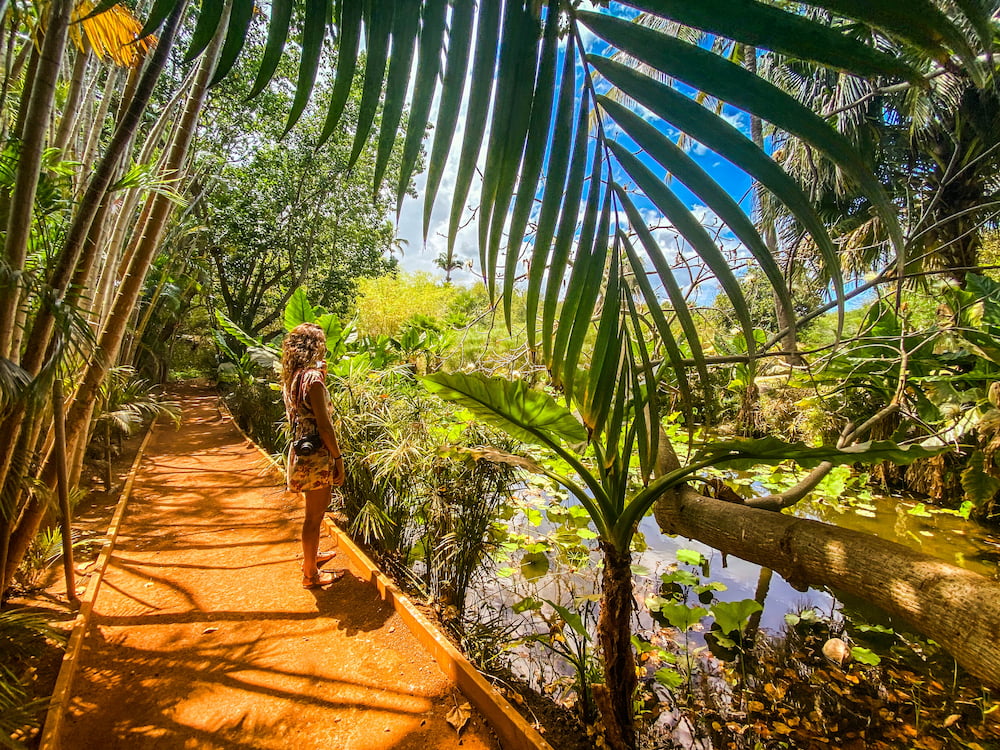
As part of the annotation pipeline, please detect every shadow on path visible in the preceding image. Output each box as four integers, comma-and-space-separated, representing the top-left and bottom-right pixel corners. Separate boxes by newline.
61, 386, 498, 750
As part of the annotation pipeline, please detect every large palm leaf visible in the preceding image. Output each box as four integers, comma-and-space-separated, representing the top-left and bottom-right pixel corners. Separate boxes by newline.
129, 0, 989, 454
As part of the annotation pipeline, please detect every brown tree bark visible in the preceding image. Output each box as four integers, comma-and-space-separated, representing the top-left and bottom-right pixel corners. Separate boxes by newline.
654, 488, 1000, 687
595, 541, 638, 750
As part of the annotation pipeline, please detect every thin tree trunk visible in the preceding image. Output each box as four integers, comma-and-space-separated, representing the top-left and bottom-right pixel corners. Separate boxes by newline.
76, 66, 123, 196
594, 541, 638, 750
53, 47, 92, 155
742, 44, 806, 368
654, 488, 1000, 687
17, 0, 188, 379
53, 378, 76, 601
11, 41, 39, 139
1, 0, 208, 591
0, 0, 72, 359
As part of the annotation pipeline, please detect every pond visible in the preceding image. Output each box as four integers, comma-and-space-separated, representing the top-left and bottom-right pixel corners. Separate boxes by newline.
470, 467, 1000, 693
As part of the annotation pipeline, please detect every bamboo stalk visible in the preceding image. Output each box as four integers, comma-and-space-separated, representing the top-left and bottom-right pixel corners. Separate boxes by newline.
52, 376, 76, 602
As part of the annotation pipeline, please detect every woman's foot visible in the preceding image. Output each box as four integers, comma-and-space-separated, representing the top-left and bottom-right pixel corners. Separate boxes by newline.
302, 569, 344, 589
316, 550, 337, 565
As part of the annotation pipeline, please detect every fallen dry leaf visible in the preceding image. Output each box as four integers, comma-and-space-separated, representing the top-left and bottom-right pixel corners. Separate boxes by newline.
446, 701, 471, 734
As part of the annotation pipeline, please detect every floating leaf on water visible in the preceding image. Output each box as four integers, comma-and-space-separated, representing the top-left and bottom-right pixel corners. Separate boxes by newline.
676, 549, 705, 566
659, 602, 708, 632
850, 646, 881, 665
512, 597, 542, 614
907, 503, 933, 518
711, 599, 763, 635
662, 569, 700, 587
520, 552, 549, 580
854, 509, 877, 518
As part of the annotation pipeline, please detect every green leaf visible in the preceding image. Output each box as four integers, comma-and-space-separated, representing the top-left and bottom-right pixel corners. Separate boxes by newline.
481, 0, 542, 299
209, 0, 255, 87
659, 602, 708, 632
609, 140, 757, 360
676, 549, 705, 566
503, 0, 560, 328
710, 599, 763, 636
348, 0, 393, 168
545, 599, 589, 639
520, 551, 549, 580
283, 0, 328, 133
542, 95, 590, 365
624, 0, 921, 82
654, 667, 684, 689
398, 0, 448, 212
283, 288, 315, 331
372, 0, 420, 185
422, 0, 475, 235
318, 0, 363, 144
447, 0, 502, 255
961, 451, 1000, 506
185, 0, 226, 64
806, 0, 977, 70
138, 0, 179, 38
525, 32, 577, 350
422, 372, 588, 449
661, 569, 700, 587
591, 57, 844, 318
216, 311, 262, 350
513, 596, 543, 614
850, 646, 881, 666
601, 96, 795, 329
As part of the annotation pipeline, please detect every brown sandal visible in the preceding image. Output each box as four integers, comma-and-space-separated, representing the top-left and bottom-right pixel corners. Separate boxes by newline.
302, 569, 344, 589
316, 550, 337, 565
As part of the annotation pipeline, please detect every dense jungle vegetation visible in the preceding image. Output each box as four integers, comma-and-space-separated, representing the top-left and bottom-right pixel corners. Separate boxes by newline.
2, 0, 1000, 748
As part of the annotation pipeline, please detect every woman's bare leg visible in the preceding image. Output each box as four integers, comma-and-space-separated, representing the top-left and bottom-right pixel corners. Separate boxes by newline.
302, 485, 331, 575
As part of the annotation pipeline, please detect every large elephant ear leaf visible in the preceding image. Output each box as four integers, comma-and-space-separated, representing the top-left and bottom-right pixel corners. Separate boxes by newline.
422, 372, 588, 450
283, 287, 315, 331
695, 436, 949, 470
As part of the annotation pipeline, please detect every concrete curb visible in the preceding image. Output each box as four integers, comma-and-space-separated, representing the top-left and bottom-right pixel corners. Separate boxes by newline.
39, 421, 159, 750
216, 396, 553, 750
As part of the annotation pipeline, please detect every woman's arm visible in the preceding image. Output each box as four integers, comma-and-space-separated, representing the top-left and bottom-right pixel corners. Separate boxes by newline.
307, 380, 345, 486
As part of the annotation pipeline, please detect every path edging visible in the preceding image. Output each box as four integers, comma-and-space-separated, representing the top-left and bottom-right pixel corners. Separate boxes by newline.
38, 421, 159, 750
217, 397, 554, 750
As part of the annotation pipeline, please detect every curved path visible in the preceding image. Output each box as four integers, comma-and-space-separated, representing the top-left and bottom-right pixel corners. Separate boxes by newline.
59, 385, 498, 749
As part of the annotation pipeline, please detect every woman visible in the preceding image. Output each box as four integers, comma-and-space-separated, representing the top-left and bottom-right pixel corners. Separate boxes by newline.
282, 322, 346, 588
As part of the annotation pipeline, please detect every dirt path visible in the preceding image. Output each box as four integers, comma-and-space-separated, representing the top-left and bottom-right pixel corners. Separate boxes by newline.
59, 385, 498, 749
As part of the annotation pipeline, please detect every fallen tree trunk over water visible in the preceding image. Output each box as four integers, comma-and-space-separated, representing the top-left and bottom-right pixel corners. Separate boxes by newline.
654, 488, 1000, 687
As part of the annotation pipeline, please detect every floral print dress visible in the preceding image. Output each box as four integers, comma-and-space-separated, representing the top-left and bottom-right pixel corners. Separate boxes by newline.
284, 368, 334, 492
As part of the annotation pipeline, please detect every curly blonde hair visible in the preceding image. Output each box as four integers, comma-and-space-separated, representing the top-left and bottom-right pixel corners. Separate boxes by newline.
281, 323, 326, 392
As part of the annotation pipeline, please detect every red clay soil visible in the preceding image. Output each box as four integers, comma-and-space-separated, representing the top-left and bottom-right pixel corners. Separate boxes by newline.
59, 384, 499, 750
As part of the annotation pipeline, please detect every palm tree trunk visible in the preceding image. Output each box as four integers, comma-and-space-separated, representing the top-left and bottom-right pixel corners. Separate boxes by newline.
654, 487, 1000, 687
595, 540, 637, 750
0, 0, 72, 360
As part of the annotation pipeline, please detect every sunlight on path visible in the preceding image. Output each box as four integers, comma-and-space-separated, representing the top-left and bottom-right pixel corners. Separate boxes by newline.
61, 384, 498, 750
